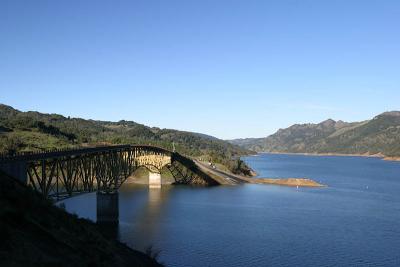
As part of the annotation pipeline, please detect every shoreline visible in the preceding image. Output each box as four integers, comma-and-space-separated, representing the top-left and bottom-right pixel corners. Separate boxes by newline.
249, 177, 325, 187
382, 156, 400, 162
253, 151, 400, 162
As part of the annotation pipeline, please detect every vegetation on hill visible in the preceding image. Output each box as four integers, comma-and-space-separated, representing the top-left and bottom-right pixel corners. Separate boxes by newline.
0, 104, 254, 176
229, 112, 400, 157
0, 171, 162, 267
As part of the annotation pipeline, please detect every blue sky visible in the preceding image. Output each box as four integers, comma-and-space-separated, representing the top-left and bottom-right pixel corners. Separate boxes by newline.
1, 0, 399, 139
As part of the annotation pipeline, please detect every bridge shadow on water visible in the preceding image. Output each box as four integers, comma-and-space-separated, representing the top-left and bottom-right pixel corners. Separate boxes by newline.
59, 182, 173, 253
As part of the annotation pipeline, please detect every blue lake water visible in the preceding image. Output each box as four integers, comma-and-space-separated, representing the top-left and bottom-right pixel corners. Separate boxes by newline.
63, 153, 400, 266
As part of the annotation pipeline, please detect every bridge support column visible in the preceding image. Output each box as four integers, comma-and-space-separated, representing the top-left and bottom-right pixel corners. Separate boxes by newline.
0, 161, 27, 184
97, 191, 119, 224
149, 172, 161, 188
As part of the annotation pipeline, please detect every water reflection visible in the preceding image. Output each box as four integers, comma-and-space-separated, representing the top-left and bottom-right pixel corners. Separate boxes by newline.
63, 155, 400, 267
121, 186, 172, 250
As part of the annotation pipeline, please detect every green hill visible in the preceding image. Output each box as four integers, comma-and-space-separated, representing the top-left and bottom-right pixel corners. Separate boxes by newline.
0, 104, 253, 175
0, 170, 162, 267
229, 111, 400, 157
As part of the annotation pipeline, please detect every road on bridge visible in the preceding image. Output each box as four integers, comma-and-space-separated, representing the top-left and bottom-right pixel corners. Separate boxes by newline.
194, 160, 251, 185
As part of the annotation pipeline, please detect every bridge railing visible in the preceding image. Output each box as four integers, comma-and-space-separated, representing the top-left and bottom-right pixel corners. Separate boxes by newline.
0, 144, 174, 163
0, 145, 131, 162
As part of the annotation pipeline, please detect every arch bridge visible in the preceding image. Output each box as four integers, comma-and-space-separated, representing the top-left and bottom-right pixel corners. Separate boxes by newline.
0, 145, 220, 200
0, 145, 222, 223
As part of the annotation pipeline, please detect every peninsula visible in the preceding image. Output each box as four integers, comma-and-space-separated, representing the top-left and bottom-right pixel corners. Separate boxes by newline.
194, 160, 324, 187
250, 178, 325, 187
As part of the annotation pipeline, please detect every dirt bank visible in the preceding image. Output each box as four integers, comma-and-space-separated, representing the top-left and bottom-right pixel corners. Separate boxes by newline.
383, 157, 400, 162
250, 178, 325, 187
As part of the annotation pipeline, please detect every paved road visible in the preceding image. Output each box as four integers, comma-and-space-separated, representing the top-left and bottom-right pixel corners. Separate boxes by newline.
194, 160, 250, 185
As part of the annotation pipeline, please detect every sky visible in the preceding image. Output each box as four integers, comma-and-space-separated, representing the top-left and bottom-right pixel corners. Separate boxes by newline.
0, 0, 399, 139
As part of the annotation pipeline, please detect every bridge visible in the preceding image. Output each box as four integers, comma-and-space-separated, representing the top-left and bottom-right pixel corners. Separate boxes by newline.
0, 145, 221, 223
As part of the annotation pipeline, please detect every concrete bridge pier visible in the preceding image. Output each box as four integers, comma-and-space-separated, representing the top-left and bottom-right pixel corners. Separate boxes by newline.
149, 172, 161, 188
97, 191, 119, 224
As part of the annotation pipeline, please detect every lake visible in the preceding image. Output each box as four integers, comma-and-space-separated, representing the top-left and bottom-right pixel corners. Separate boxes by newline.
63, 153, 400, 266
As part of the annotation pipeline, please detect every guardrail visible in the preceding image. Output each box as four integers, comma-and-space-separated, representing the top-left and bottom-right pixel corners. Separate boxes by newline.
0, 144, 174, 163
3, 145, 123, 162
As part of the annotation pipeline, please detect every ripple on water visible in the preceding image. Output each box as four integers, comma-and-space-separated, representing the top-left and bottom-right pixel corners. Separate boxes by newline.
63, 154, 400, 267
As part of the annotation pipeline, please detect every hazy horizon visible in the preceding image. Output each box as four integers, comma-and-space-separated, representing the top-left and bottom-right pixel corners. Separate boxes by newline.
1, 1, 399, 139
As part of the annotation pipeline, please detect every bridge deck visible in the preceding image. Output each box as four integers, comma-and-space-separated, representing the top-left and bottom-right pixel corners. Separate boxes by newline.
0, 145, 171, 163
0, 144, 225, 200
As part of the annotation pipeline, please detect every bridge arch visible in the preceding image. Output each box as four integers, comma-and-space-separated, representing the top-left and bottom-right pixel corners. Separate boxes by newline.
0, 144, 220, 200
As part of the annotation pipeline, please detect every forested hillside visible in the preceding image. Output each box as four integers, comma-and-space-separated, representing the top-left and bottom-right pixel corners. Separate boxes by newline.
0, 104, 253, 175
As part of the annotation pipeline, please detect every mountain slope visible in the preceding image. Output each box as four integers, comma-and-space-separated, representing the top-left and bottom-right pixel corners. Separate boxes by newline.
0, 104, 253, 175
229, 111, 400, 157
0, 170, 162, 267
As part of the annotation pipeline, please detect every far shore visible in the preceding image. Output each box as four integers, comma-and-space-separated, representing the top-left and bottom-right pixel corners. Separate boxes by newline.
255, 151, 400, 162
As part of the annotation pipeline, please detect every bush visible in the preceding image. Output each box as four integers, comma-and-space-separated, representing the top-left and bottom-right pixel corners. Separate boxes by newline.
0, 135, 22, 155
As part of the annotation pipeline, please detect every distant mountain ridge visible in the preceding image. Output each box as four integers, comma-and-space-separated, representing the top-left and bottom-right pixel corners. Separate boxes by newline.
229, 111, 400, 157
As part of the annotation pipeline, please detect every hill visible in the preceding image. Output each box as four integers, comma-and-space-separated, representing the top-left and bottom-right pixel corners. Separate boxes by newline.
0, 104, 254, 175
229, 111, 400, 157
0, 170, 162, 266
